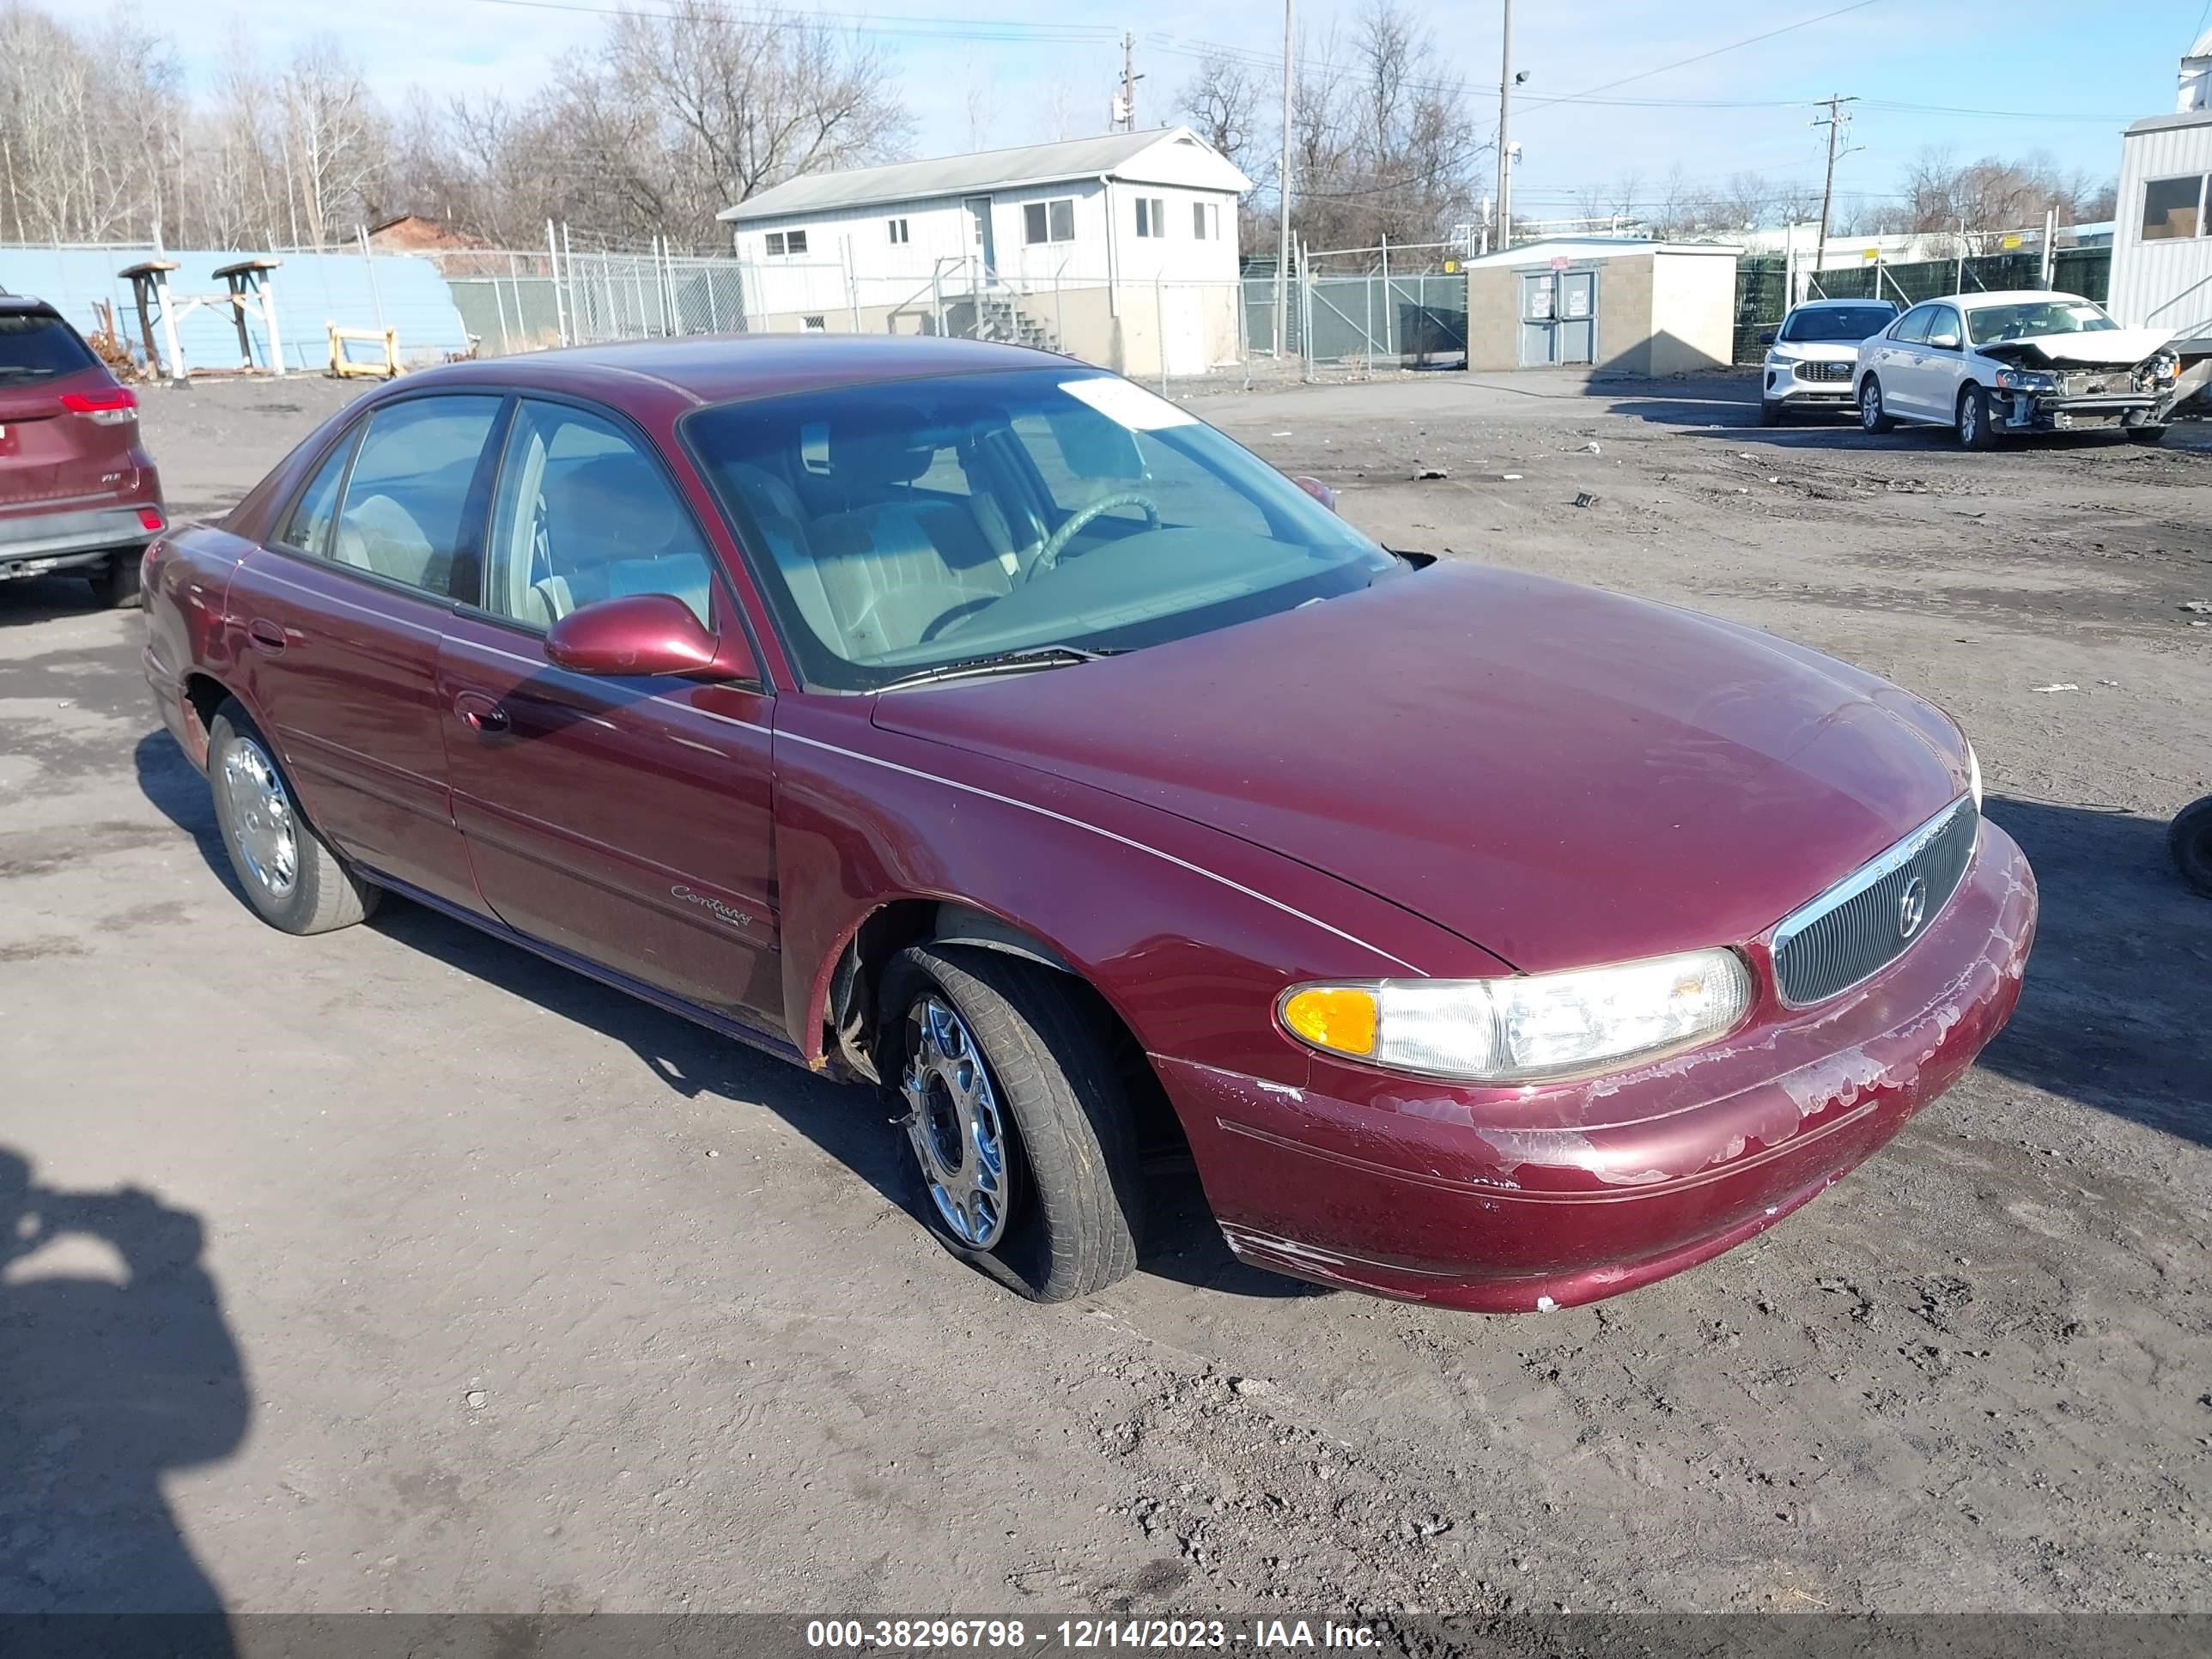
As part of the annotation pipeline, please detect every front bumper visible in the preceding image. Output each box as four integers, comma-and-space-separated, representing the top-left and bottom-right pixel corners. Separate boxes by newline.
2002, 389, 2160, 432
1764, 362, 1857, 407
1158, 822, 2037, 1313
0, 502, 158, 580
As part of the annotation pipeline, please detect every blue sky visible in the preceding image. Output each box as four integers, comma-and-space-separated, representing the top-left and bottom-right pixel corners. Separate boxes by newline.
70, 0, 2212, 221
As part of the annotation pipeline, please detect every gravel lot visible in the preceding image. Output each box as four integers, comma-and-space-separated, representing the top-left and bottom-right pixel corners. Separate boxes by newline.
2, 367, 2207, 1620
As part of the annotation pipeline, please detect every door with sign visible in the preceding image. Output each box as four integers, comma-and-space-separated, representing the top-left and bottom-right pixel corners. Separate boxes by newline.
1557, 270, 1596, 363
1518, 267, 1596, 366
1518, 271, 1557, 365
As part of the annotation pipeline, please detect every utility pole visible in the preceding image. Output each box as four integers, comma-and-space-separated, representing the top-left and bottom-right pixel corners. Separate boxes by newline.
1495, 0, 1513, 253
1812, 94, 1858, 277
1118, 33, 1140, 132
1273, 0, 1294, 356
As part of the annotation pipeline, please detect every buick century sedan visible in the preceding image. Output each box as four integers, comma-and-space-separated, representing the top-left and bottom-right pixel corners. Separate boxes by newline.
141, 337, 2037, 1310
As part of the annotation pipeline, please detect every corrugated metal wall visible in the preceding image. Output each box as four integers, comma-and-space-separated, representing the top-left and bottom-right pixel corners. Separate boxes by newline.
2110, 121, 2212, 336
0, 246, 470, 372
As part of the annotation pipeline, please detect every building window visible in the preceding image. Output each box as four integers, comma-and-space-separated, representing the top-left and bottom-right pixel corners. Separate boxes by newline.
764, 229, 808, 258
2142, 174, 2207, 242
1134, 196, 1166, 238
1192, 201, 1218, 240
887, 217, 909, 245
1023, 198, 1075, 246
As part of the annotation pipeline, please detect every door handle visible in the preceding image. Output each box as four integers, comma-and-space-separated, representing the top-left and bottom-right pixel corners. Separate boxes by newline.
246, 618, 287, 654
453, 690, 510, 735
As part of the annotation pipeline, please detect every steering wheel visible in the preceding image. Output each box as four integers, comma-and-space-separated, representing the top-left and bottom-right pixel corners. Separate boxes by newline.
1030, 492, 1162, 576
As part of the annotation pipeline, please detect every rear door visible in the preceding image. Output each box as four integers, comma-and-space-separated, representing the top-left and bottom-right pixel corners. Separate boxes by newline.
0, 310, 145, 528
223, 393, 504, 911
437, 396, 784, 1034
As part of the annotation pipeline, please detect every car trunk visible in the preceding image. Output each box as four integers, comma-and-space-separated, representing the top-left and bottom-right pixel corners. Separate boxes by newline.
0, 320, 141, 515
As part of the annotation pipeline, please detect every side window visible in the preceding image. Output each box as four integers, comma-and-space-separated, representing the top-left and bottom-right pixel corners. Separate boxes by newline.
1892, 306, 1935, 344
485, 400, 718, 631
2141, 174, 2205, 242
1925, 305, 1962, 345
333, 397, 502, 600
276, 427, 362, 558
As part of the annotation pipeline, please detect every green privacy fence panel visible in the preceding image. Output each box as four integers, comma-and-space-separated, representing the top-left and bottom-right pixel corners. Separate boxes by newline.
1732, 247, 2114, 363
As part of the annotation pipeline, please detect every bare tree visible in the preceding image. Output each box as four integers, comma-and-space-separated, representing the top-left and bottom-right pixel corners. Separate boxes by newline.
279, 37, 385, 249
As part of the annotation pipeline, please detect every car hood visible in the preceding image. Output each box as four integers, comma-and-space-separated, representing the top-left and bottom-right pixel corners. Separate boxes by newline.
1977, 325, 2172, 368
1772, 341, 1861, 363
872, 563, 1970, 973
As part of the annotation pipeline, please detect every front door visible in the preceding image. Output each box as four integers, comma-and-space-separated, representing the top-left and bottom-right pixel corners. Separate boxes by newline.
1518, 272, 1558, 365
1916, 303, 1967, 423
964, 196, 996, 274
222, 394, 503, 911
436, 397, 784, 1035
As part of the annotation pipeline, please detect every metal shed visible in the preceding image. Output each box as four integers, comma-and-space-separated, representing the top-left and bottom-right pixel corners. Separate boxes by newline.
1459, 238, 1741, 374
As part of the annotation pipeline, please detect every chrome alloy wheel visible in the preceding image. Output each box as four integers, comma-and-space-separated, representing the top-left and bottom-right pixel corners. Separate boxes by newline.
221, 737, 299, 898
901, 994, 1016, 1249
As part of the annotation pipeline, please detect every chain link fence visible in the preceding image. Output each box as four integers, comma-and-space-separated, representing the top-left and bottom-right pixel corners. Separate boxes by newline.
1240, 242, 1469, 379
1731, 242, 2114, 364
438, 244, 750, 356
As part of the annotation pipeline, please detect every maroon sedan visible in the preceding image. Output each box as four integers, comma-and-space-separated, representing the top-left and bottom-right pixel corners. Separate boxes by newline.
140, 337, 2036, 1310
2, 295, 165, 606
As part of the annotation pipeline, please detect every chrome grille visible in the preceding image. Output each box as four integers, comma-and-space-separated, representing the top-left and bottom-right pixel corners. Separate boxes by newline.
1794, 360, 1852, 383
1771, 797, 1979, 1006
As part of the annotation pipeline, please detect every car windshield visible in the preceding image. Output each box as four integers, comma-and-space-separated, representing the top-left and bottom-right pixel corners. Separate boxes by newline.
1966, 299, 2120, 345
1778, 306, 1896, 343
684, 368, 1397, 691
0, 312, 99, 380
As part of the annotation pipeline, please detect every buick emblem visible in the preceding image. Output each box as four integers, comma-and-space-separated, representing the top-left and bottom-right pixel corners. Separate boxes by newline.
1899, 876, 1928, 939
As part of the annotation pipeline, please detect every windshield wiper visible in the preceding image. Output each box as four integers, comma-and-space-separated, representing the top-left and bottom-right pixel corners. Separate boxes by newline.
878, 645, 1119, 692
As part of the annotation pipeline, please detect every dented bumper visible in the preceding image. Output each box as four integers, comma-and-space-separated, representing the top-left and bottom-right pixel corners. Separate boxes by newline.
1160, 822, 2037, 1313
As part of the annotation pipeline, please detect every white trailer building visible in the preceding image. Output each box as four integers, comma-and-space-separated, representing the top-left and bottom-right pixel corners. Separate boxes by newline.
717, 128, 1253, 378
2107, 28, 2212, 341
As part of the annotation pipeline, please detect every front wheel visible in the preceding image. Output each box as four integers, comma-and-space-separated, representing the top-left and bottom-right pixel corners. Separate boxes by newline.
1958, 385, 2000, 451
2127, 424, 2169, 447
880, 943, 1143, 1302
205, 700, 378, 934
1758, 397, 1785, 427
2172, 796, 2212, 897
1858, 378, 1894, 434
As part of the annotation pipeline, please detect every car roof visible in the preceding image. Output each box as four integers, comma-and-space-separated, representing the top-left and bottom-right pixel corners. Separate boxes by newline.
397, 333, 1078, 409
0, 295, 63, 319
1790, 297, 1897, 310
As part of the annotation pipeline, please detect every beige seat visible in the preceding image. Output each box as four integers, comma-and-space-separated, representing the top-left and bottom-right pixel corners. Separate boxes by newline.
333, 495, 441, 589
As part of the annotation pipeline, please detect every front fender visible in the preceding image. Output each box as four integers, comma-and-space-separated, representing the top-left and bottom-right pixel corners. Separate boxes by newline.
770, 698, 1504, 1083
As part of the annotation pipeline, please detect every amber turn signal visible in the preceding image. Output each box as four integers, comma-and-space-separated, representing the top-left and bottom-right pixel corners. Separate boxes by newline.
1279, 986, 1379, 1057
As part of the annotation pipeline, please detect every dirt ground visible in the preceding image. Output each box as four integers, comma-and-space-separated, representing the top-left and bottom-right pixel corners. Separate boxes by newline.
1, 367, 2207, 1620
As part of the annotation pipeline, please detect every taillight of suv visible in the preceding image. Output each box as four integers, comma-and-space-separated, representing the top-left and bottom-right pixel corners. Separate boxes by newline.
58, 386, 138, 425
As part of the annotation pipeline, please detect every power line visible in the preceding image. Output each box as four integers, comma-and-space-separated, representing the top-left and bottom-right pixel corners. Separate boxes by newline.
1514, 0, 1884, 113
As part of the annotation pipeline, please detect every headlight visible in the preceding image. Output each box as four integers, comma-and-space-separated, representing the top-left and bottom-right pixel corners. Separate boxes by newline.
1279, 949, 1753, 1084
1993, 368, 2057, 392
2151, 353, 2179, 382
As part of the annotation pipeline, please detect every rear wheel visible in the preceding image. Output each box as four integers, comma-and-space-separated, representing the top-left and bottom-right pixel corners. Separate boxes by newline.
88, 548, 143, 609
2172, 796, 2212, 898
205, 699, 377, 934
1858, 377, 1894, 434
880, 943, 1143, 1302
1958, 385, 2000, 451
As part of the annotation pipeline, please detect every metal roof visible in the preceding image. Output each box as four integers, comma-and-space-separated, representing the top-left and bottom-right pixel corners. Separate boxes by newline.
2126, 109, 2212, 136
720, 127, 1252, 222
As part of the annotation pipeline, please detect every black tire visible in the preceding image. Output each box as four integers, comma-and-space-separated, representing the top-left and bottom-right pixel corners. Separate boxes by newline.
205, 699, 377, 935
1757, 398, 1785, 427
89, 548, 143, 609
2172, 796, 2212, 898
2127, 424, 2169, 447
879, 943, 1142, 1302
1958, 385, 1999, 451
1858, 377, 1894, 434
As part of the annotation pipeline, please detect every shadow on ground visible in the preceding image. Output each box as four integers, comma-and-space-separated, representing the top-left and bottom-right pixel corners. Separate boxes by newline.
131, 732, 1297, 1299
1978, 793, 2212, 1147
0, 1148, 244, 1645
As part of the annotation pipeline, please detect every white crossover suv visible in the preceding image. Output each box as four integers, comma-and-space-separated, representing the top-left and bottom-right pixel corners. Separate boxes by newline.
1758, 299, 1900, 424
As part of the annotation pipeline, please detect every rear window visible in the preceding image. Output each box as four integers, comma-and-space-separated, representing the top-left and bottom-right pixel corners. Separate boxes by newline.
0, 312, 99, 380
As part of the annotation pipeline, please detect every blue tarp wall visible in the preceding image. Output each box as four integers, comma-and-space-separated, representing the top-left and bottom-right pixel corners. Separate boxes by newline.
0, 246, 470, 372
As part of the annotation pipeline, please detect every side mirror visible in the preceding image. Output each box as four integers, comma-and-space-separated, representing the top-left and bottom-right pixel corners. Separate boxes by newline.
1927, 331, 1962, 350
1757, 329, 1777, 346
545, 592, 752, 680
1291, 475, 1338, 514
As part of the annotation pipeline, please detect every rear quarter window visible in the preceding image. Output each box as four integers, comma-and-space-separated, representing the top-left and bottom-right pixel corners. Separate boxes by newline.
0, 312, 100, 378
